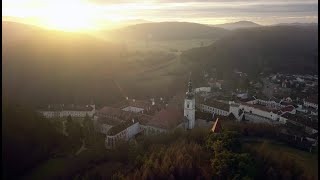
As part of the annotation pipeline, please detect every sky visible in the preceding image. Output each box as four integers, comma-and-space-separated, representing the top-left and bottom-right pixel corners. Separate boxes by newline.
2, 0, 318, 31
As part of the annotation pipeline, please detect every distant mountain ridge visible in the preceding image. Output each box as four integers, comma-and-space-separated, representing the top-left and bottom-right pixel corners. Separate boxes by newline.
105, 21, 229, 41
274, 22, 318, 27
182, 25, 318, 76
211, 21, 261, 30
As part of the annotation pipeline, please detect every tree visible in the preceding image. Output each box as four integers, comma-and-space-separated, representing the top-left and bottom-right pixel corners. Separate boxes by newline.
206, 131, 241, 152
3, 104, 64, 179
65, 115, 82, 149
82, 113, 95, 145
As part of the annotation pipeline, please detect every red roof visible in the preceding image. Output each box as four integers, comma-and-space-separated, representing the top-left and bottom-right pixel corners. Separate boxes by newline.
280, 105, 295, 112
211, 118, 222, 133
147, 108, 184, 129
305, 95, 318, 104
97, 106, 151, 123
241, 103, 275, 112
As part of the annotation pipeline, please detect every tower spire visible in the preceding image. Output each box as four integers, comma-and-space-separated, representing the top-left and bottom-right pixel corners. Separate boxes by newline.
188, 72, 192, 93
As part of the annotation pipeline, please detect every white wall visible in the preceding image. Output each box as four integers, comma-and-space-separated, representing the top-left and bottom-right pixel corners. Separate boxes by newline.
199, 104, 230, 116
238, 104, 279, 121
40, 109, 94, 118
126, 122, 140, 140
143, 125, 167, 135
184, 98, 195, 129
279, 117, 287, 124
304, 101, 318, 109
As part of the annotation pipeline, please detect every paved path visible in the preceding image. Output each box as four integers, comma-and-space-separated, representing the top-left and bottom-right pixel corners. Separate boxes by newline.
62, 121, 68, 136
75, 139, 87, 156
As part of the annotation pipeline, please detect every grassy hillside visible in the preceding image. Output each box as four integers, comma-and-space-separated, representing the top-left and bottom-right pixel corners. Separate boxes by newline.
182, 25, 318, 77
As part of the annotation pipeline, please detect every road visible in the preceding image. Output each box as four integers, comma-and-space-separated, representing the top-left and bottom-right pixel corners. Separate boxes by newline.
75, 139, 87, 156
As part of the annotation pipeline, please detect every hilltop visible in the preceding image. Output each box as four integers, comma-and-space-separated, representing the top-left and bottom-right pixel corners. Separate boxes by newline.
105, 21, 229, 41
211, 21, 261, 30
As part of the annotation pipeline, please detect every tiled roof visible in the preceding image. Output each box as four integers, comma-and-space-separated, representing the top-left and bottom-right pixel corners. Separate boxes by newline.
198, 98, 230, 111
305, 95, 318, 104
97, 117, 123, 126
280, 105, 295, 113
97, 107, 125, 116
241, 103, 275, 113
212, 118, 222, 133
107, 120, 137, 136
113, 99, 152, 109
97, 106, 152, 125
282, 112, 318, 130
147, 107, 184, 129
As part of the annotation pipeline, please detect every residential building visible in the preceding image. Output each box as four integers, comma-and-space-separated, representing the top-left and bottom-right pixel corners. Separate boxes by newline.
303, 96, 318, 110
38, 104, 95, 118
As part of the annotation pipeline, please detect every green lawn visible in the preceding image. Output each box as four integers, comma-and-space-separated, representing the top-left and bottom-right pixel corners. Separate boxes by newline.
23, 135, 107, 180
244, 140, 318, 179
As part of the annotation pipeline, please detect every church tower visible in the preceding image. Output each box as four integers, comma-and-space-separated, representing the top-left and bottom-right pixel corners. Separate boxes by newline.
184, 76, 195, 129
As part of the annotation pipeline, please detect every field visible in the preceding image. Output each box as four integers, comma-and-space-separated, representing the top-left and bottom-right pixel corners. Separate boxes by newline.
244, 140, 318, 179
124, 39, 215, 52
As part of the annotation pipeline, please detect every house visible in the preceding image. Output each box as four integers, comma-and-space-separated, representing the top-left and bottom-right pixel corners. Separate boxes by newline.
247, 96, 283, 109
38, 104, 95, 118
195, 87, 211, 94
112, 98, 166, 115
229, 101, 281, 124
145, 107, 187, 135
97, 105, 186, 149
303, 96, 318, 110
281, 113, 318, 135
236, 93, 248, 100
278, 105, 296, 115
197, 98, 230, 116
94, 106, 152, 135
105, 119, 144, 149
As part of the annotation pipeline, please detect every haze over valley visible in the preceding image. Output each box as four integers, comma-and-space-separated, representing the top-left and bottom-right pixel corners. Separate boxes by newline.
2, 0, 319, 179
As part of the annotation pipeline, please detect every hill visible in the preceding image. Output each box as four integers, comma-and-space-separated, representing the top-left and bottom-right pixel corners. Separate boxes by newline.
2, 21, 127, 107
274, 22, 318, 27
105, 22, 229, 41
2, 21, 183, 107
182, 25, 318, 77
211, 21, 261, 30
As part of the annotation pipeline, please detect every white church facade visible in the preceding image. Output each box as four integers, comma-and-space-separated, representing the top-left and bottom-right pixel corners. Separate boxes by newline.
184, 78, 196, 129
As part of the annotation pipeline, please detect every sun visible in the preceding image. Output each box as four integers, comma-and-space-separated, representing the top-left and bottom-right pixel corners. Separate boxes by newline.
3, 0, 102, 32
39, 2, 99, 32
